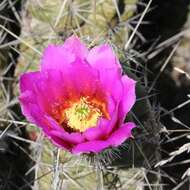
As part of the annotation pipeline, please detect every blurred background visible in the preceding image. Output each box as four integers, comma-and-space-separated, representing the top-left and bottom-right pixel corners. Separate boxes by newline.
0, 0, 190, 189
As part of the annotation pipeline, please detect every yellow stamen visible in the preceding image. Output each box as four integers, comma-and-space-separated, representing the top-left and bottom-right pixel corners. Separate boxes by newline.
62, 97, 103, 132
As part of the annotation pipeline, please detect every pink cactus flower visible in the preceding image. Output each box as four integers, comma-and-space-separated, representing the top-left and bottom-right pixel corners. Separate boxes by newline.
19, 36, 136, 154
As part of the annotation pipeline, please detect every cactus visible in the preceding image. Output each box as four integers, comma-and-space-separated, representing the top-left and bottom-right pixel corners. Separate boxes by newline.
1, 0, 190, 189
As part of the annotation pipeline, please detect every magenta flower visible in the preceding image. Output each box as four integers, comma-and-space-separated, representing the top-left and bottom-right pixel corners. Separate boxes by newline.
19, 36, 136, 154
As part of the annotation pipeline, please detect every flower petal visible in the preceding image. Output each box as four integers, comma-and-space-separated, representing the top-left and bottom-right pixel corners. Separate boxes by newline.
20, 71, 62, 115
72, 122, 135, 154
63, 36, 88, 60
87, 44, 121, 73
107, 122, 135, 146
20, 71, 40, 93
49, 135, 73, 151
41, 45, 75, 71
99, 68, 123, 102
119, 75, 136, 122
49, 130, 85, 145
83, 96, 117, 141
72, 140, 109, 154
68, 61, 99, 97
21, 102, 51, 134
46, 116, 85, 144
19, 91, 38, 123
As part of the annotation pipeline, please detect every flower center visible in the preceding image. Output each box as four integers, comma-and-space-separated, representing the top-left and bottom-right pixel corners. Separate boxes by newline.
62, 97, 105, 132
